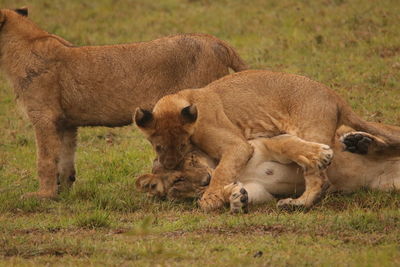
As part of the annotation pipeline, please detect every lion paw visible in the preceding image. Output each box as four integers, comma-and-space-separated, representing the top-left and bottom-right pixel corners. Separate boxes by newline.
135, 173, 166, 199
340, 131, 386, 155
276, 198, 307, 212
199, 189, 225, 212
225, 182, 249, 214
315, 144, 334, 170
296, 143, 333, 171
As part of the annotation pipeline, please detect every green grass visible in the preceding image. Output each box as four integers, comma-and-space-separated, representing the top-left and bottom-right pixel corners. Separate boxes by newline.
1, 0, 400, 265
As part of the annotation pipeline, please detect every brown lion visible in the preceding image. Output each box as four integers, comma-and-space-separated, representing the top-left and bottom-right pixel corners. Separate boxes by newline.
135, 70, 400, 211
136, 127, 400, 213
0, 8, 247, 199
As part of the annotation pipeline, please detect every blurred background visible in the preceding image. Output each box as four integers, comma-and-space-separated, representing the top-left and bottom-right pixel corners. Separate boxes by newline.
0, 1, 399, 265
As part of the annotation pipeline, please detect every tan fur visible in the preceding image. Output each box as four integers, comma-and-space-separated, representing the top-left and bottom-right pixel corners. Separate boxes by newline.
136, 149, 214, 200
136, 127, 400, 212
0, 8, 247, 198
135, 70, 400, 211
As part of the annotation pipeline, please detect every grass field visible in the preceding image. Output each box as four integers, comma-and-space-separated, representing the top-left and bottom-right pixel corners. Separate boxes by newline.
1, 0, 399, 266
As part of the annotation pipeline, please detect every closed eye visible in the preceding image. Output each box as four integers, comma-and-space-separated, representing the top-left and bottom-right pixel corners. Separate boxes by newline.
173, 177, 185, 185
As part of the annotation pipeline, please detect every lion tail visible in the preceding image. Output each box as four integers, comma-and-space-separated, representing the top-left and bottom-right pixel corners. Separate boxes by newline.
213, 39, 249, 72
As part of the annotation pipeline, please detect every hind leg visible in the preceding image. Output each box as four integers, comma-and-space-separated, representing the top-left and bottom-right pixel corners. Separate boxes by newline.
277, 171, 330, 210
58, 127, 77, 192
257, 135, 333, 170
275, 128, 336, 210
254, 134, 333, 210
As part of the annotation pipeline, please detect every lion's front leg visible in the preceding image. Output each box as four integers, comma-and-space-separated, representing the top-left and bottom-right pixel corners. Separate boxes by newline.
199, 141, 253, 212
23, 117, 63, 199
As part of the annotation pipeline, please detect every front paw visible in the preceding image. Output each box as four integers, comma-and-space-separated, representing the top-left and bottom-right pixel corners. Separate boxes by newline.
135, 173, 166, 199
300, 143, 333, 171
199, 189, 225, 212
225, 182, 249, 214
316, 145, 334, 170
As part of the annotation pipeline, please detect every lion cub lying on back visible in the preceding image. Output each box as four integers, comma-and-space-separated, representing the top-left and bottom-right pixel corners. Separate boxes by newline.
137, 127, 400, 213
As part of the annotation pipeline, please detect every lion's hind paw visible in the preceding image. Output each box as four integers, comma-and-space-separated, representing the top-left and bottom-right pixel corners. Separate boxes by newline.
340, 131, 387, 155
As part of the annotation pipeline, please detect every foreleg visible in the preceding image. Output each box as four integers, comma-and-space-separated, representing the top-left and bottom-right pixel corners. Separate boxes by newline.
199, 134, 253, 211
23, 115, 63, 199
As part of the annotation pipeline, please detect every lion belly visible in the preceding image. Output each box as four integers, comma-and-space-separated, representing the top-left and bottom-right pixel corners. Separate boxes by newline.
238, 149, 305, 196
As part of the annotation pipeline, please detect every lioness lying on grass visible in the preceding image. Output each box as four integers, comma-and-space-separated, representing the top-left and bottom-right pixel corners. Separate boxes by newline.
135, 70, 400, 211
0, 8, 247, 199
136, 126, 400, 213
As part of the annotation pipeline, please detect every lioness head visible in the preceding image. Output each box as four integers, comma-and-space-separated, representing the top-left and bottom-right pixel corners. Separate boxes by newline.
136, 167, 211, 200
136, 148, 214, 200
134, 95, 198, 170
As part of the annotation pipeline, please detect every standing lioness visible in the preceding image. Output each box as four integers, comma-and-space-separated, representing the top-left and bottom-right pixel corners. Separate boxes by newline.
135, 70, 400, 211
0, 8, 247, 199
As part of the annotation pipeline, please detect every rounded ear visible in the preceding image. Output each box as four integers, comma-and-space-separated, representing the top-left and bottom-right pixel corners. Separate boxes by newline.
181, 105, 197, 124
134, 108, 154, 128
15, 7, 28, 17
